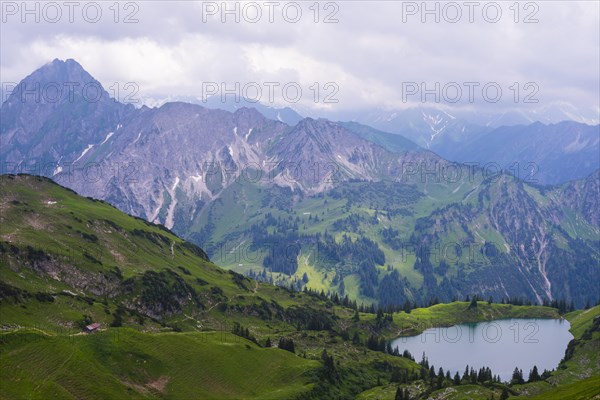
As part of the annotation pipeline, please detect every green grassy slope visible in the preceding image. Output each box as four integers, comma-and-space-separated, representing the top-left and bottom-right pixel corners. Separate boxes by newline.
0, 175, 328, 399
389, 302, 559, 335
0, 174, 341, 333
1, 174, 595, 400
525, 376, 600, 400
0, 329, 317, 400
187, 171, 599, 310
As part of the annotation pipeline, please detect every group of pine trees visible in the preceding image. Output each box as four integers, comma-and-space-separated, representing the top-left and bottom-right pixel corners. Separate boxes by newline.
247, 257, 594, 314
415, 354, 503, 390
510, 365, 549, 384
231, 322, 257, 343
277, 337, 295, 353
320, 349, 338, 382
394, 386, 410, 400
387, 354, 510, 400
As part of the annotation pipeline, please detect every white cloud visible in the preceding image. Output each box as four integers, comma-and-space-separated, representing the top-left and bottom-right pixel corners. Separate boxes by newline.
1, 0, 598, 118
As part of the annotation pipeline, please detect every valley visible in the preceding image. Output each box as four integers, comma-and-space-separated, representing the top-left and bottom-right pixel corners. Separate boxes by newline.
1, 60, 598, 311
0, 174, 598, 399
2, 1, 599, 397
0, 57, 599, 399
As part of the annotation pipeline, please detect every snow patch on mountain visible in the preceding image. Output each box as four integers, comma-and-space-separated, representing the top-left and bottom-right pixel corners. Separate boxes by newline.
165, 177, 180, 229
421, 111, 449, 147
52, 156, 63, 176
564, 133, 590, 153
74, 144, 94, 163
100, 132, 114, 145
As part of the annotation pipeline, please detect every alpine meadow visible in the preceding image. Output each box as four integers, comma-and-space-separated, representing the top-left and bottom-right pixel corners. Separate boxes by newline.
0, 1, 599, 400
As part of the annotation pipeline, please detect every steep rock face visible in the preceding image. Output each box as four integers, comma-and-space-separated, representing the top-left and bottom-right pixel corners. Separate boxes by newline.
1, 60, 441, 229
268, 118, 447, 193
408, 173, 599, 306
483, 177, 556, 302
555, 170, 600, 227
270, 118, 401, 192
409, 177, 555, 302
0, 61, 283, 226
0, 59, 133, 169
1, 60, 598, 307
60, 102, 289, 227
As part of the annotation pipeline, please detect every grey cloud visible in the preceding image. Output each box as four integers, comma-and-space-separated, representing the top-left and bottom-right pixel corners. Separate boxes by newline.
1, 0, 598, 119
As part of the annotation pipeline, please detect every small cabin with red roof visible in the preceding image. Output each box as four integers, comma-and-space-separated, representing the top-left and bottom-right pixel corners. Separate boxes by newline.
84, 322, 101, 333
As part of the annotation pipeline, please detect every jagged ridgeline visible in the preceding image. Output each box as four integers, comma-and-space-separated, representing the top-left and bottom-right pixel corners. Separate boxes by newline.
1, 59, 599, 309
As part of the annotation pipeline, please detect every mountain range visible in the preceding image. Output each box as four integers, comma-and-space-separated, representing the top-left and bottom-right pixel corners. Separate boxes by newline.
352, 108, 599, 185
1, 59, 599, 308
130, 85, 600, 185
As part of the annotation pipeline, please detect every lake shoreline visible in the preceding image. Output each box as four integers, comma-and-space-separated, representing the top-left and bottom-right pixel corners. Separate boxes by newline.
390, 318, 574, 382
375, 301, 563, 340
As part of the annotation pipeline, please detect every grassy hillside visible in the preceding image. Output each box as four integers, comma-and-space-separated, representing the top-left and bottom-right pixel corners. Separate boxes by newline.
0, 174, 343, 333
186, 170, 599, 310
387, 302, 559, 336
525, 376, 600, 400
1, 174, 595, 399
0, 329, 316, 400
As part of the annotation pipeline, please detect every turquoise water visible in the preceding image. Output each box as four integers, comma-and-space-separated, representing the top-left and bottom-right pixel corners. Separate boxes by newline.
390, 318, 573, 381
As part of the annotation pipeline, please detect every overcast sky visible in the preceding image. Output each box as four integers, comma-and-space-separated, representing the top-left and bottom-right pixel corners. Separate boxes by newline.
1, 1, 599, 119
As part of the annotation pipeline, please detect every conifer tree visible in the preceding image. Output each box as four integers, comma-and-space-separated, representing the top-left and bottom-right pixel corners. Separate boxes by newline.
469, 295, 478, 309
395, 387, 403, 400
511, 367, 524, 385
453, 371, 461, 385
528, 365, 541, 382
